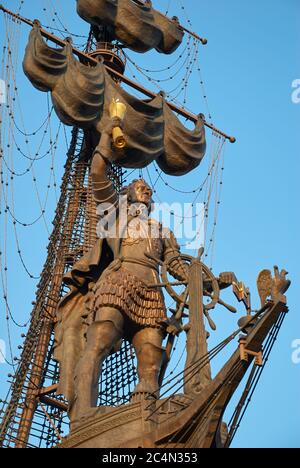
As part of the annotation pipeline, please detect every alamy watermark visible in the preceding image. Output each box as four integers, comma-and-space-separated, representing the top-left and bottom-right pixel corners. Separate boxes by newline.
0, 79, 6, 105
291, 79, 300, 104
96, 198, 205, 250
291, 339, 300, 364
0, 339, 6, 364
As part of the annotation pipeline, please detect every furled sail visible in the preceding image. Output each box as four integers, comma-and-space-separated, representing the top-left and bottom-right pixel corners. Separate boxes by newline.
23, 25, 206, 176
23, 22, 68, 92
76, 0, 184, 54
158, 103, 206, 176
23, 24, 104, 127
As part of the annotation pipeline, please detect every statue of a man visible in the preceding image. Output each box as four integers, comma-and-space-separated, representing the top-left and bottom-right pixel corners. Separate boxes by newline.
54, 145, 189, 420
54, 142, 235, 422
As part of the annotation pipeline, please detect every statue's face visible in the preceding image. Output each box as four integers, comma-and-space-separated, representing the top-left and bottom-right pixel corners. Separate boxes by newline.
128, 180, 153, 209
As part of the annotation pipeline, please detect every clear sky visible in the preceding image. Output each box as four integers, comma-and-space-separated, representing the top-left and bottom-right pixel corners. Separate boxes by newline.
0, 0, 299, 448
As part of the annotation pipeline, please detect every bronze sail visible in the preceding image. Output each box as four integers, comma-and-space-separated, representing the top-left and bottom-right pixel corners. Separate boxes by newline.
76, 0, 184, 54
23, 24, 206, 176
22, 23, 68, 92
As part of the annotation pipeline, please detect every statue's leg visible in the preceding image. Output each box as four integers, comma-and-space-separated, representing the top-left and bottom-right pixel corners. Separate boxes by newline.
72, 307, 123, 420
132, 327, 165, 397
60, 327, 81, 403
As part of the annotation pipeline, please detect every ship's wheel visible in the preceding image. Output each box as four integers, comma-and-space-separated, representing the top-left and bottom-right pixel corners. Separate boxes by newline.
161, 252, 220, 313
157, 250, 222, 385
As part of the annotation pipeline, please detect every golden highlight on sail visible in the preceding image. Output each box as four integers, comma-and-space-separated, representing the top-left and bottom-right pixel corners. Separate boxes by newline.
109, 99, 127, 149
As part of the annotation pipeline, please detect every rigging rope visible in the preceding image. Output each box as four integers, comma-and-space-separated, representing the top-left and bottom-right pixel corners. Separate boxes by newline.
224, 311, 287, 447
0, 9, 71, 374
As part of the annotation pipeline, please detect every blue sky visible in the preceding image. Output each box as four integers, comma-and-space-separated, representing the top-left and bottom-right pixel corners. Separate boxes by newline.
0, 0, 299, 448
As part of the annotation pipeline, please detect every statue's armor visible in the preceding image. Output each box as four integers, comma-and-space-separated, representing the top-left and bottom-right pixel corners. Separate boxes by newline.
92, 219, 167, 330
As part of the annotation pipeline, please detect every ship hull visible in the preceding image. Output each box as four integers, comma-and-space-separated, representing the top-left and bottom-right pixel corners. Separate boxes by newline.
56, 299, 287, 449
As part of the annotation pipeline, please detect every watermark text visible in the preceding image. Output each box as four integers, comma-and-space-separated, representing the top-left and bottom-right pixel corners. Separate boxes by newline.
0, 339, 6, 364
291, 79, 300, 104
96, 198, 205, 250
0, 79, 6, 105
291, 339, 300, 364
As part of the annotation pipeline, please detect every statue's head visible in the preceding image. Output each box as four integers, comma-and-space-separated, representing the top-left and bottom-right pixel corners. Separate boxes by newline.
120, 178, 153, 212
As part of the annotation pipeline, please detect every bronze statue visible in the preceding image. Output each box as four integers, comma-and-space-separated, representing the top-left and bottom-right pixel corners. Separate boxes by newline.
54, 137, 237, 422
73, 156, 191, 419
54, 140, 190, 419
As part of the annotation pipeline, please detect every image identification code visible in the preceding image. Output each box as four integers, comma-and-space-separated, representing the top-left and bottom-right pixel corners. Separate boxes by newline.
102, 452, 198, 465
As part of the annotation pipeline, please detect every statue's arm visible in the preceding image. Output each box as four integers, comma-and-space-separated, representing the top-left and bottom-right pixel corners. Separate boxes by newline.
91, 147, 118, 207
163, 230, 189, 282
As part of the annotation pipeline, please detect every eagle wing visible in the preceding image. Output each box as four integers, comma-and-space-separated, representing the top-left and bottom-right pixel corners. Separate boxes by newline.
257, 269, 273, 307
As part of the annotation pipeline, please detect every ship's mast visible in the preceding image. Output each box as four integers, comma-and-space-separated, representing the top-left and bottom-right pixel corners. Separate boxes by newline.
0, 24, 127, 448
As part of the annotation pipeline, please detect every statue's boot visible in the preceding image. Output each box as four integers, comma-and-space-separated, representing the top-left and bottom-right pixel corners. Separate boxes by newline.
133, 342, 164, 397
70, 320, 122, 422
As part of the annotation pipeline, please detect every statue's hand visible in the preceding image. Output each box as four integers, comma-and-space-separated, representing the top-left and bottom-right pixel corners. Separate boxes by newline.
97, 117, 125, 163
167, 258, 189, 283
219, 271, 237, 288
92, 119, 115, 166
